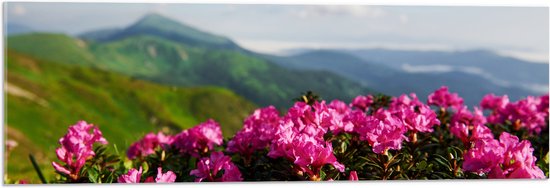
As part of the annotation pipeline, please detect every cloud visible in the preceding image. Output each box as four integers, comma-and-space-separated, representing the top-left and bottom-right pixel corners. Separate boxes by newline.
150, 4, 168, 14
399, 14, 409, 23
12, 4, 27, 16
296, 5, 386, 19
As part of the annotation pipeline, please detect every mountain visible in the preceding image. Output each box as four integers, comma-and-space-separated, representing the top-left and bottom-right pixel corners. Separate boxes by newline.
80, 13, 239, 50
344, 49, 549, 94
5, 49, 257, 182
264, 50, 400, 85
8, 33, 96, 65
5, 23, 34, 35
264, 49, 539, 106
78, 28, 122, 41
9, 14, 375, 108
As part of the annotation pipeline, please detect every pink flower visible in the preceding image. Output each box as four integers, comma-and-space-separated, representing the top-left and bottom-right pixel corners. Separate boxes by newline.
480, 94, 510, 111
481, 94, 547, 134
5, 139, 18, 151
327, 100, 353, 134
449, 107, 492, 145
538, 94, 548, 114
393, 104, 440, 133
488, 133, 545, 179
268, 106, 346, 180
342, 110, 368, 134
227, 106, 280, 156
292, 140, 345, 177
463, 138, 504, 175
283, 101, 329, 141
190, 151, 243, 182
351, 95, 373, 111
356, 109, 408, 154
463, 132, 545, 179
52, 121, 108, 180
269, 131, 345, 180
155, 167, 176, 183
173, 119, 223, 157
127, 132, 174, 159
505, 96, 547, 134
427, 86, 464, 109
118, 167, 143, 183
480, 94, 510, 124
450, 123, 493, 147
390, 93, 424, 109
349, 171, 359, 181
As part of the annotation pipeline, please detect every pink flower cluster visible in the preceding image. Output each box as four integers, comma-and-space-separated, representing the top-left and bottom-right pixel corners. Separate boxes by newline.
125, 119, 224, 159
355, 109, 408, 154
390, 93, 440, 133
349, 93, 439, 153
118, 167, 176, 183
173, 119, 224, 157
427, 86, 464, 110
268, 101, 346, 180
481, 94, 548, 134
449, 106, 493, 146
127, 132, 174, 159
351, 95, 373, 111
227, 106, 281, 157
463, 132, 544, 178
52, 121, 108, 180
190, 151, 242, 182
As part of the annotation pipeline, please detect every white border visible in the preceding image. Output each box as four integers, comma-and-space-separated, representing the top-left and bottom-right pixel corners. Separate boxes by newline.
1, 0, 549, 187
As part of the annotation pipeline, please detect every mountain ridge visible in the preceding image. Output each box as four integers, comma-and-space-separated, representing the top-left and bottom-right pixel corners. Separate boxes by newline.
9, 14, 376, 109
81, 13, 239, 50
265, 48, 542, 106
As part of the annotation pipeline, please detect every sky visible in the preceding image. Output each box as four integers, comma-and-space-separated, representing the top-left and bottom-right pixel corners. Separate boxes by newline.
4, 2, 549, 62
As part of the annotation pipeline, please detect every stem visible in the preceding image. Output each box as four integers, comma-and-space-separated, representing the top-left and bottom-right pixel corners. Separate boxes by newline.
29, 154, 48, 184
410, 132, 418, 144
380, 151, 390, 180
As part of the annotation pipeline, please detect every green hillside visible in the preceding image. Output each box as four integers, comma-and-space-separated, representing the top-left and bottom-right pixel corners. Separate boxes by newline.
4, 50, 257, 183
9, 32, 373, 108
7, 33, 96, 65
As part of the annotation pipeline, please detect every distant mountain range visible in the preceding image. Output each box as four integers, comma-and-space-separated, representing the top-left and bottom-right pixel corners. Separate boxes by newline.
265, 48, 548, 106
5, 22, 34, 35
344, 49, 548, 93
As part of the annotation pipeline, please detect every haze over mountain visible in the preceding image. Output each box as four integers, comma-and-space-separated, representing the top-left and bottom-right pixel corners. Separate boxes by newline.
344, 49, 549, 93
6, 23, 34, 35
264, 49, 546, 106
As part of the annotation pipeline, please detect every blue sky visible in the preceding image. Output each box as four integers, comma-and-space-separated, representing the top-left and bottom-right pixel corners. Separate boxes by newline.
4, 2, 549, 62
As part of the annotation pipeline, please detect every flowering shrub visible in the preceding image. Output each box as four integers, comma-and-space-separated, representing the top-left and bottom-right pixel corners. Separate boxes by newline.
24, 86, 548, 183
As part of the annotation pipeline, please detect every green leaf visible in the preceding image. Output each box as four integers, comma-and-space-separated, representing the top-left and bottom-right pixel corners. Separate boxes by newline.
417, 161, 427, 170
363, 162, 384, 171
87, 168, 99, 183
29, 154, 48, 184
142, 162, 149, 173
113, 144, 120, 156
433, 154, 452, 171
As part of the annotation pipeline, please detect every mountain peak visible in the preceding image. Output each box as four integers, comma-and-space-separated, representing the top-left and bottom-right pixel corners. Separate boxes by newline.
133, 13, 179, 27
82, 13, 237, 49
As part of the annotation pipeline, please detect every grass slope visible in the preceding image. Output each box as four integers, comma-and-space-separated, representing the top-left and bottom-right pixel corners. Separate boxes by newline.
4, 50, 257, 183
8, 33, 374, 109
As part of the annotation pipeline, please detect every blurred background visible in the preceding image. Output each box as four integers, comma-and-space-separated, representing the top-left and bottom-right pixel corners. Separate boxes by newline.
3, 3, 548, 182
